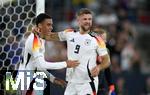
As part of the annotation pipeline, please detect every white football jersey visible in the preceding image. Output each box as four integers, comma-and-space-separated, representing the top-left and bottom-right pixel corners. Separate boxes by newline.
18, 33, 68, 85
19, 33, 67, 71
58, 29, 108, 83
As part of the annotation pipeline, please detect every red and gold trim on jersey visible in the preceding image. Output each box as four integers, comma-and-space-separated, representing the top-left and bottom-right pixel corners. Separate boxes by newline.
32, 34, 41, 52
94, 35, 106, 48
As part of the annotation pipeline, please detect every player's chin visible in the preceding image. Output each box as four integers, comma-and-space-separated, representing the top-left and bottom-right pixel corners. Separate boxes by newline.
45, 31, 51, 35
81, 25, 91, 31
84, 27, 91, 31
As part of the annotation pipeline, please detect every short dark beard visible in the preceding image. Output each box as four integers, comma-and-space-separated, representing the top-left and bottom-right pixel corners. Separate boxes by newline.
81, 26, 91, 32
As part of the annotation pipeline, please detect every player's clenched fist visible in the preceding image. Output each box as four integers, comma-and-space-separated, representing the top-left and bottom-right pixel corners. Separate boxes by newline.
66, 60, 80, 68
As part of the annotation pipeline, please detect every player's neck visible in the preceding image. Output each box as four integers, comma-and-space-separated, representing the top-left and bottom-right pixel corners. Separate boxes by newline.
33, 31, 45, 40
79, 29, 90, 34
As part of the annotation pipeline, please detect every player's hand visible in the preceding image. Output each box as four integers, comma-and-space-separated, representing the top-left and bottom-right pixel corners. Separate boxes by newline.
53, 78, 67, 88
91, 65, 101, 77
108, 84, 116, 95
66, 60, 79, 68
32, 26, 39, 33
32, 26, 52, 38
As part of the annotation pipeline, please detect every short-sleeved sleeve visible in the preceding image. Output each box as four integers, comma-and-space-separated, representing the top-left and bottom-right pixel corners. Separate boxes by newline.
95, 35, 108, 56
58, 28, 74, 41
30, 34, 67, 69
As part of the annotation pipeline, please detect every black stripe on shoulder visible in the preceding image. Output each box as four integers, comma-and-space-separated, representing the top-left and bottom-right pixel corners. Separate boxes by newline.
88, 31, 98, 37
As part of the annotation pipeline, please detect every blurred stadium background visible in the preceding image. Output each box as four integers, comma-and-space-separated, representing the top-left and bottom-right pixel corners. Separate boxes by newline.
0, 0, 150, 95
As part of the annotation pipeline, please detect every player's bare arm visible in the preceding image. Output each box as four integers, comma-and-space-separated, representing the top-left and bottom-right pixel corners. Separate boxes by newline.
32, 26, 60, 41
91, 54, 110, 77
45, 32, 60, 41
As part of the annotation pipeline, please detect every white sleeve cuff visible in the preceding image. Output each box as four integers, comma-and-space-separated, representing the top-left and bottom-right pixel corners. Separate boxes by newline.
49, 73, 56, 83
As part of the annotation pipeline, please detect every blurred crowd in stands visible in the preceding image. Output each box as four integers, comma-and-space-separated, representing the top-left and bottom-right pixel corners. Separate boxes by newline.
44, 0, 150, 95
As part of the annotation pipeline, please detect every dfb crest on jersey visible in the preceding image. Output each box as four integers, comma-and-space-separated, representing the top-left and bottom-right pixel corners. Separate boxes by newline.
84, 39, 91, 46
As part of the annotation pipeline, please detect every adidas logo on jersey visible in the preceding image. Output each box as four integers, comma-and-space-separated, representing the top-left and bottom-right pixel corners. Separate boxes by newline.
70, 38, 75, 42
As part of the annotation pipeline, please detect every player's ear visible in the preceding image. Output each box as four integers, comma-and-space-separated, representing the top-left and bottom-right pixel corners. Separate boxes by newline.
38, 23, 42, 29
